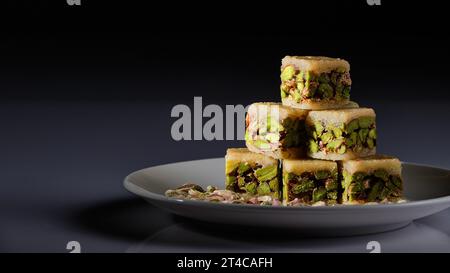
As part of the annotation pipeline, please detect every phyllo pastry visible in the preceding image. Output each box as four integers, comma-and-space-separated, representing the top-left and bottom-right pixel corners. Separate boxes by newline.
225, 148, 280, 198
282, 159, 339, 205
245, 102, 309, 159
280, 56, 352, 110
306, 108, 376, 160
341, 155, 403, 204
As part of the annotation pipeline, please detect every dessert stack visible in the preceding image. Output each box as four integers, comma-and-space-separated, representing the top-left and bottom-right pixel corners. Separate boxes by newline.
225, 56, 403, 205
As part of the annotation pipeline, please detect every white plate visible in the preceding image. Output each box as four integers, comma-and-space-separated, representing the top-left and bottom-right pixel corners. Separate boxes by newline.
124, 158, 450, 236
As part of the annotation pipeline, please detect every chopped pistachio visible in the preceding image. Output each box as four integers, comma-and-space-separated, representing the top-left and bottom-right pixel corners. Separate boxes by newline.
245, 182, 257, 194
294, 90, 301, 102
309, 140, 319, 153
325, 178, 338, 191
226, 175, 236, 187
252, 139, 271, 150
331, 127, 343, 138
345, 137, 354, 147
257, 182, 271, 195
351, 181, 365, 193
350, 132, 358, 145
367, 138, 375, 149
373, 169, 389, 181
369, 128, 377, 139
281, 65, 295, 81
391, 176, 402, 188
326, 138, 345, 150
313, 187, 327, 202
314, 121, 324, 135
379, 187, 391, 200
304, 71, 312, 81
265, 133, 280, 143
269, 178, 279, 192
237, 162, 251, 175
237, 177, 245, 187
352, 172, 366, 182
327, 191, 338, 200
342, 86, 351, 99
297, 81, 305, 92
321, 132, 334, 144
358, 116, 375, 129
359, 128, 369, 143
318, 83, 333, 99
292, 179, 315, 194
318, 73, 330, 83
337, 145, 346, 154
367, 182, 383, 202
314, 170, 331, 180
346, 119, 359, 133
254, 165, 278, 181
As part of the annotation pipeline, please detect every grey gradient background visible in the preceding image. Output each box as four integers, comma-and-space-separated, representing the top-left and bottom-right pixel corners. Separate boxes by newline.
1, 1, 450, 252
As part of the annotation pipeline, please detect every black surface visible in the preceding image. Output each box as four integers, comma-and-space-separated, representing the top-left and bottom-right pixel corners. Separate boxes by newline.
1, 1, 450, 252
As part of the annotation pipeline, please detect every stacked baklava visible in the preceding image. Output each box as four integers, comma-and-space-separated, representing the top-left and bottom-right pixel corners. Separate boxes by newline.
225, 56, 403, 205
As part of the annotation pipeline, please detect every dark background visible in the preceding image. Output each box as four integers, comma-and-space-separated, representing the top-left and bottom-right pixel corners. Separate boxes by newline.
2, 0, 449, 102
1, 1, 450, 252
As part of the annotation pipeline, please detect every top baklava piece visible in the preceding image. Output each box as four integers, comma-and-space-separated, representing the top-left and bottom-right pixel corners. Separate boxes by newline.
280, 56, 352, 110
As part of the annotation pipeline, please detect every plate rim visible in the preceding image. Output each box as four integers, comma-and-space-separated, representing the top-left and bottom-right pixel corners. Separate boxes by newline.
124, 158, 450, 212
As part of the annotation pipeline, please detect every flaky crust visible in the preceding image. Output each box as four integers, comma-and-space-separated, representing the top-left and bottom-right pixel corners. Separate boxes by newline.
225, 148, 278, 167
283, 159, 337, 174
246, 142, 306, 160
247, 102, 309, 120
307, 148, 376, 161
306, 107, 375, 125
281, 56, 350, 74
342, 155, 402, 176
282, 97, 352, 110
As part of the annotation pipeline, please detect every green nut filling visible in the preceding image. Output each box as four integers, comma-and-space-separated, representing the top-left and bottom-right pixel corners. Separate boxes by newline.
343, 170, 403, 203
281, 65, 295, 81
307, 116, 376, 154
284, 170, 339, 204
257, 182, 271, 195
245, 113, 306, 153
226, 175, 236, 186
314, 170, 331, 180
280, 68, 351, 102
237, 162, 251, 175
358, 117, 375, 129
346, 119, 359, 133
245, 182, 257, 194
255, 165, 278, 181
312, 187, 327, 202
292, 179, 315, 194
225, 162, 280, 197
